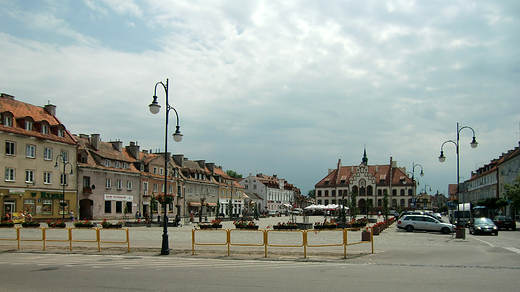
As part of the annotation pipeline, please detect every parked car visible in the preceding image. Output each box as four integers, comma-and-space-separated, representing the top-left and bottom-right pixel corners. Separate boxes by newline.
469, 217, 498, 236
397, 214, 455, 234
493, 216, 516, 231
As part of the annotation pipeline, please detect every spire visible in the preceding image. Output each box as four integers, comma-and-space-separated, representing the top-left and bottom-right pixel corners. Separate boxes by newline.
362, 145, 368, 165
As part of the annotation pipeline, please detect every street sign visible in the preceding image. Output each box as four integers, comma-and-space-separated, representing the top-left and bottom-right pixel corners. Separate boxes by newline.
447, 202, 456, 207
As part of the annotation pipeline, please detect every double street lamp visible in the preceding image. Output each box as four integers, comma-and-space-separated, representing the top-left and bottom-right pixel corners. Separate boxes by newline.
438, 123, 478, 239
55, 154, 73, 220
149, 78, 183, 255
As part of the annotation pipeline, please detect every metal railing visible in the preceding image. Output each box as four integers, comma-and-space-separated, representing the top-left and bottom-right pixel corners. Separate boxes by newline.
0, 227, 130, 252
192, 227, 374, 258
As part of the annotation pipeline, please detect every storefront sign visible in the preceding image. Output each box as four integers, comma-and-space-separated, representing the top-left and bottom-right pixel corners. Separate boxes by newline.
41, 192, 64, 199
104, 194, 133, 202
9, 188, 25, 195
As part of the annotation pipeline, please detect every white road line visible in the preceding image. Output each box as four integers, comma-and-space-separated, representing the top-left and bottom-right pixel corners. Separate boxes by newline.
503, 247, 520, 255
471, 237, 495, 247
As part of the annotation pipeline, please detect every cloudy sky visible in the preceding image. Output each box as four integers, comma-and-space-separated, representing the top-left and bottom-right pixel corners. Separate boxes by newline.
1, 0, 519, 197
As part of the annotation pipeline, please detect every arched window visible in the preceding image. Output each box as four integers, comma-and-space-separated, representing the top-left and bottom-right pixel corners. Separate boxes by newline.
367, 186, 373, 196
400, 189, 405, 196
325, 190, 329, 197
378, 189, 382, 196
392, 199, 397, 207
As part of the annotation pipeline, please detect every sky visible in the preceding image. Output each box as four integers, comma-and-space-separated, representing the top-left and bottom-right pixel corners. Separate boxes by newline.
1, 0, 519, 197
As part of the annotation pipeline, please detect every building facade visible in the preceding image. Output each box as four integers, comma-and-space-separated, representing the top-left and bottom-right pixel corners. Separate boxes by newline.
315, 152, 416, 214
1, 93, 78, 220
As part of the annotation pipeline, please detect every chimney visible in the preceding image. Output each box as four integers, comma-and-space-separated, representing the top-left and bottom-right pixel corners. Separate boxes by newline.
79, 134, 89, 139
206, 163, 215, 173
1, 93, 15, 100
196, 160, 206, 169
90, 134, 101, 150
109, 140, 123, 152
44, 104, 56, 116
126, 142, 140, 159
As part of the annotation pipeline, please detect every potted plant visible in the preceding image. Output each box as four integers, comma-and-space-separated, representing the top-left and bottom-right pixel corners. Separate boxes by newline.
101, 219, 124, 229
154, 194, 175, 205
21, 219, 40, 228
273, 221, 298, 230
74, 219, 94, 228
353, 218, 368, 228
361, 228, 371, 241
0, 220, 15, 228
233, 220, 259, 230
46, 219, 66, 228
199, 219, 222, 229
372, 223, 381, 235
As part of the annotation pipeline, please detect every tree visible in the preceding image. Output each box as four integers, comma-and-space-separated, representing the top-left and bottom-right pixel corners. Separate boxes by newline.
216, 200, 221, 219
349, 190, 358, 220
226, 170, 242, 178
382, 189, 390, 221
307, 189, 315, 199
367, 199, 374, 217
228, 200, 233, 220
504, 176, 520, 214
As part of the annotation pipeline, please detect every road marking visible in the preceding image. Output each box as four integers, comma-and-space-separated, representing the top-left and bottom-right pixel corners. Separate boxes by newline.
471, 237, 494, 247
503, 247, 520, 255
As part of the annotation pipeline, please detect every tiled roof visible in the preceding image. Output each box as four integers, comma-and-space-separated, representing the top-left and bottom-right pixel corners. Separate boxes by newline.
0, 95, 76, 145
315, 162, 413, 187
75, 135, 140, 173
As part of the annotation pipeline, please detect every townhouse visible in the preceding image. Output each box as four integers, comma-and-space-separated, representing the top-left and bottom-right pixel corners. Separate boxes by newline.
315, 151, 416, 214
210, 165, 244, 217
1, 93, 78, 220
239, 173, 300, 214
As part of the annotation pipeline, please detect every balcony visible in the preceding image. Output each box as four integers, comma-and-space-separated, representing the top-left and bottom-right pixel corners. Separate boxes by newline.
82, 187, 92, 195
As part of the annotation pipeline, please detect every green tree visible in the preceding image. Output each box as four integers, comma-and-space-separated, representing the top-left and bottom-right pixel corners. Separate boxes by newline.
226, 170, 242, 178
228, 200, 233, 220
216, 200, 221, 219
349, 190, 358, 220
383, 189, 390, 221
504, 176, 520, 213
367, 199, 374, 217
307, 189, 315, 199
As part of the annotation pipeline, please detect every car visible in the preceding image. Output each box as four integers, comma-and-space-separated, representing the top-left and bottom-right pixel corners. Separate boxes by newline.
469, 217, 498, 236
493, 216, 516, 231
433, 213, 442, 220
397, 214, 455, 234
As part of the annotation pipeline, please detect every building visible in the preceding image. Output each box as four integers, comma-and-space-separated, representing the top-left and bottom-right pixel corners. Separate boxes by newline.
75, 134, 142, 220
315, 151, 416, 213
210, 165, 244, 217
1, 93, 77, 220
239, 173, 300, 214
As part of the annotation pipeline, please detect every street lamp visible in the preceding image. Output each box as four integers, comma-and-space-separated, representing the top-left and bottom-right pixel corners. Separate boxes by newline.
199, 193, 206, 223
55, 154, 73, 220
149, 78, 183, 255
438, 122, 478, 239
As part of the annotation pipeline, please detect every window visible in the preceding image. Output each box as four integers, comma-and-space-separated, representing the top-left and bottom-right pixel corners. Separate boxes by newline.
126, 202, 132, 214
105, 201, 112, 213
44, 147, 52, 160
25, 170, 35, 183
83, 176, 90, 188
25, 121, 33, 131
153, 167, 158, 174
5, 168, 15, 181
26, 145, 35, 158
60, 150, 68, 163
116, 179, 123, 190
153, 184, 158, 192
127, 180, 132, 191
122, 163, 128, 169
58, 129, 65, 137
114, 161, 120, 168
23, 199, 35, 215
105, 160, 111, 167
143, 181, 148, 191
3, 116, 13, 127
159, 168, 164, 175
169, 185, 173, 195
44, 172, 52, 184
60, 173, 68, 185
42, 200, 53, 214
42, 125, 49, 134
6, 141, 15, 155
115, 201, 122, 213
105, 178, 111, 189
400, 189, 405, 196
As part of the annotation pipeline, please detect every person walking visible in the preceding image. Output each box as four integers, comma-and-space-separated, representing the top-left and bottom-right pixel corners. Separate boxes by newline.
70, 210, 75, 222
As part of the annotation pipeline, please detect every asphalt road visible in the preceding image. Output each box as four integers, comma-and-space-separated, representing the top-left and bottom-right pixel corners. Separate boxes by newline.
0, 216, 519, 291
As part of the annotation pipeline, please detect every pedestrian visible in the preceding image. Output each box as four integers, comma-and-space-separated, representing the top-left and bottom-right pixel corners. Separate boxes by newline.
70, 210, 75, 222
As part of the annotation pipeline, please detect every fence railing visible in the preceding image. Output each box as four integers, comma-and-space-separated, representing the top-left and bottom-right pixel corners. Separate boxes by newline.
192, 227, 374, 258
0, 227, 130, 252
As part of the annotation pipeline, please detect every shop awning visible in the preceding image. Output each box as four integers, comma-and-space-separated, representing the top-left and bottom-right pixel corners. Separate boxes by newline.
206, 203, 217, 207
188, 202, 201, 207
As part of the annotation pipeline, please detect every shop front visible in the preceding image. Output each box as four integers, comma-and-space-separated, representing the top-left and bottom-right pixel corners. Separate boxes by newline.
1, 188, 77, 221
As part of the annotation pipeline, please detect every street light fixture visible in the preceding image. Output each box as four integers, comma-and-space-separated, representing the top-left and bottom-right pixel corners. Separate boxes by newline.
55, 154, 73, 220
149, 78, 183, 255
438, 122, 478, 239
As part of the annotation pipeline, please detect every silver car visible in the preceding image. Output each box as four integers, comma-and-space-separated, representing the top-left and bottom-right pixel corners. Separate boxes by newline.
397, 214, 455, 234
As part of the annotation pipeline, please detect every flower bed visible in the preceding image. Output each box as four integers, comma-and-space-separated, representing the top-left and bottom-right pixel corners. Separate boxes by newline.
74, 219, 94, 228
101, 219, 123, 229
46, 219, 66, 228
273, 221, 298, 230
314, 219, 338, 230
0, 220, 15, 228
199, 219, 222, 229
21, 220, 40, 228
233, 220, 259, 229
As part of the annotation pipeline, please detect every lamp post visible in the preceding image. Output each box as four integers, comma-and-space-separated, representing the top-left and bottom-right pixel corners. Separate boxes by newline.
199, 193, 206, 223
438, 123, 478, 239
149, 78, 183, 255
55, 154, 73, 220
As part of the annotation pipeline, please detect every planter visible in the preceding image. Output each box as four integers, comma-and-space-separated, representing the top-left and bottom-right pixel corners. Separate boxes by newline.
0, 224, 15, 228
236, 226, 259, 230
22, 223, 40, 228
75, 225, 94, 228
48, 225, 66, 228
361, 232, 371, 241
273, 225, 297, 230
103, 225, 123, 229
373, 226, 380, 235
455, 228, 465, 238
200, 224, 222, 229
352, 223, 367, 228
314, 225, 338, 230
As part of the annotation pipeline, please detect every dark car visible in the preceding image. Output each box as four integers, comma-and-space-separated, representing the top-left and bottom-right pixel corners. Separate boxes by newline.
493, 216, 516, 231
469, 217, 498, 236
